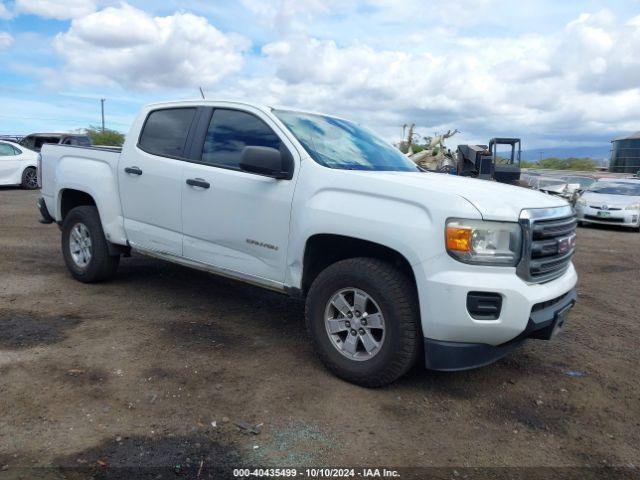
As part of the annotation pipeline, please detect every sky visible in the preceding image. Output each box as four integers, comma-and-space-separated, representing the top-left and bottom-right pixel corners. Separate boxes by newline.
0, 0, 639, 149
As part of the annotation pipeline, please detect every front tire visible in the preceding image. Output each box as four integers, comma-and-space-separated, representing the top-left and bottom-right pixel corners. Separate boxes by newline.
61, 206, 119, 283
21, 167, 38, 190
305, 258, 420, 387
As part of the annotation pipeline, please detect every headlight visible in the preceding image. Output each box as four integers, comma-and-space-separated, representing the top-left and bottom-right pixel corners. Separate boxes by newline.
446, 219, 522, 266
625, 203, 640, 210
576, 197, 587, 206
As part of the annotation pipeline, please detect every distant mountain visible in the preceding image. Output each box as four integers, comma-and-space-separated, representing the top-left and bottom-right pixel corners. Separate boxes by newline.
522, 146, 611, 164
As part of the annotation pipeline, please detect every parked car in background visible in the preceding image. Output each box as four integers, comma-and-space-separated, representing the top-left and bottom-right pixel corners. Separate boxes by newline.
20, 133, 91, 152
0, 140, 39, 189
529, 176, 580, 202
559, 175, 597, 191
520, 171, 540, 186
529, 176, 566, 191
576, 180, 640, 231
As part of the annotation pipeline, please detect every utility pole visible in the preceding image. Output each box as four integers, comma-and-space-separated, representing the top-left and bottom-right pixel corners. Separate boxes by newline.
100, 98, 105, 133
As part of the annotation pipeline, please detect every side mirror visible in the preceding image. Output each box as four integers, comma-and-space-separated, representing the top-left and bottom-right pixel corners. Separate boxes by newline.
239, 146, 291, 179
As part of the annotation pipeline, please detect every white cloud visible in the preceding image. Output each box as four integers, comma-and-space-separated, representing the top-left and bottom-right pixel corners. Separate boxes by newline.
0, 31, 13, 48
10, 1, 640, 148
67, 3, 159, 48
52, 3, 250, 90
0, 2, 12, 19
14, 0, 97, 20
250, 9, 640, 146
557, 10, 640, 94
241, 0, 335, 33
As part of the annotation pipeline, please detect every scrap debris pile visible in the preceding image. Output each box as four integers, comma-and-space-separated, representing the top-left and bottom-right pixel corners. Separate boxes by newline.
397, 123, 459, 172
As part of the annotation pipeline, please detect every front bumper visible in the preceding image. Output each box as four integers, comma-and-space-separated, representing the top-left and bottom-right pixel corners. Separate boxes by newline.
576, 205, 640, 228
424, 287, 577, 371
414, 253, 578, 346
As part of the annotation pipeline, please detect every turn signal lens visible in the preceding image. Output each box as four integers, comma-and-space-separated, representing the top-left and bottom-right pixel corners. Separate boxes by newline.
445, 218, 523, 266
446, 226, 472, 252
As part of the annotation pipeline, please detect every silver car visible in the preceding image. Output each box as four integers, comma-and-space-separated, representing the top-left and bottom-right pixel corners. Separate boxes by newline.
575, 179, 640, 231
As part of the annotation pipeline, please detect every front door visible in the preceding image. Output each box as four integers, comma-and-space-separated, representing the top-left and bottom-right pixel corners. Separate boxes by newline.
181, 108, 297, 284
118, 107, 197, 256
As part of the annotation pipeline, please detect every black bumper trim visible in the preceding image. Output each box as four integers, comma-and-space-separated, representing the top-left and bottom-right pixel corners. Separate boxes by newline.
37, 197, 55, 224
424, 287, 577, 371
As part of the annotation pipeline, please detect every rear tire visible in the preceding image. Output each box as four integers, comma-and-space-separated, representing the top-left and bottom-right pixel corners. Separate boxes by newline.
61, 206, 119, 283
21, 167, 38, 190
305, 258, 420, 387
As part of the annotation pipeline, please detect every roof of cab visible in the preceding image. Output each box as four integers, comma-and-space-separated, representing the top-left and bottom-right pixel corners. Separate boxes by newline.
142, 99, 348, 121
144, 99, 273, 114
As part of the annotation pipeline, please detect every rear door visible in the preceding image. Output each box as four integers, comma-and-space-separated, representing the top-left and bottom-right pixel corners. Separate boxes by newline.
118, 107, 197, 256
180, 107, 298, 284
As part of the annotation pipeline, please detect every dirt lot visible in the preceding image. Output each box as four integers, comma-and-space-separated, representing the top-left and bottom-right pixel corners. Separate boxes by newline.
1, 188, 639, 478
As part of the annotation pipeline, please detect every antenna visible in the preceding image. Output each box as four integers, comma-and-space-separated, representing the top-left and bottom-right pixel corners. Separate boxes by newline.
199, 87, 206, 99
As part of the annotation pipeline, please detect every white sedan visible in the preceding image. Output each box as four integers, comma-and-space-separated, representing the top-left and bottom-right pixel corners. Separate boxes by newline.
575, 179, 640, 231
0, 140, 39, 189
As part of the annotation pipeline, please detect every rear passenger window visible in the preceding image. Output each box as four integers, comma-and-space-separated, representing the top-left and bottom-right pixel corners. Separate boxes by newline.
0, 143, 16, 156
139, 108, 196, 158
202, 109, 282, 169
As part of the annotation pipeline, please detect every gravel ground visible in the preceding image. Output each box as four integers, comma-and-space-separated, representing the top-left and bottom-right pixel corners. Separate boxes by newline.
0, 188, 639, 478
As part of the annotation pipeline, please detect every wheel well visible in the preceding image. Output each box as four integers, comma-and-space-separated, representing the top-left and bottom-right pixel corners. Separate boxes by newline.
60, 189, 96, 220
301, 234, 417, 295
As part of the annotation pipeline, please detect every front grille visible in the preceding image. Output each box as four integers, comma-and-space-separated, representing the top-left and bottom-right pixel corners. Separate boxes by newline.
589, 205, 622, 211
517, 206, 576, 283
584, 215, 625, 223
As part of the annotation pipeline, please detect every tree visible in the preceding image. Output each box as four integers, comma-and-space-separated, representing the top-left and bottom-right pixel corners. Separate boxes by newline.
565, 157, 597, 171
538, 157, 566, 169
530, 157, 597, 171
84, 125, 125, 147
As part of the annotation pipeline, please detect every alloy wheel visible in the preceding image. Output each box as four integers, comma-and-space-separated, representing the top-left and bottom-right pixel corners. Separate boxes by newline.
324, 288, 386, 361
69, 222, 92, 269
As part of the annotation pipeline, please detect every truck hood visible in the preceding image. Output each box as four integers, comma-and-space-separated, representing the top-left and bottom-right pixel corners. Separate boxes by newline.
352, 171, 568, 221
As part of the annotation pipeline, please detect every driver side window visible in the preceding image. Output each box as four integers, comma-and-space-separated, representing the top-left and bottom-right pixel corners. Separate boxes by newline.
201, 109, 283, 169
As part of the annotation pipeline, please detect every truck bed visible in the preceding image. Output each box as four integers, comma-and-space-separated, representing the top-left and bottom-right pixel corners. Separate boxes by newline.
40, 143, 126, 244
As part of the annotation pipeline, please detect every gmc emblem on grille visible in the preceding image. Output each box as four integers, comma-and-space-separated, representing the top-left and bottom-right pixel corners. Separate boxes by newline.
557, 233, 577, 254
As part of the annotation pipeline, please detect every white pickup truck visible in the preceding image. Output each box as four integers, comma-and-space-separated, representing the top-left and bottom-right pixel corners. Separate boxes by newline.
38, 100, 578, 386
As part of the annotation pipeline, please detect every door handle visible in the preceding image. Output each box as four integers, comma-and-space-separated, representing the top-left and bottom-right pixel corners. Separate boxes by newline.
124, 166, 143, 175
186, 178, 210, 189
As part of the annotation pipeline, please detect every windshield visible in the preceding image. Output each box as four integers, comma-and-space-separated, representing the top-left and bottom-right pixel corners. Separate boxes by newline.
587, 182, 640, 196
274, 110, 419, 172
